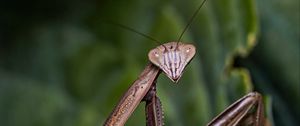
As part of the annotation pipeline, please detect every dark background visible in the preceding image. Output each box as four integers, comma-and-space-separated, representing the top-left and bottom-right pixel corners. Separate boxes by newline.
0, 0, 299, 125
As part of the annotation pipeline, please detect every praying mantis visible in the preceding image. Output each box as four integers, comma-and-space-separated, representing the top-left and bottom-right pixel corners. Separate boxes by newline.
104, 0, 265, 125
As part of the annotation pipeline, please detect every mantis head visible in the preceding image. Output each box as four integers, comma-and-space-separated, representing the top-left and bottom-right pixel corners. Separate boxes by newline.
148, 42, 196, 83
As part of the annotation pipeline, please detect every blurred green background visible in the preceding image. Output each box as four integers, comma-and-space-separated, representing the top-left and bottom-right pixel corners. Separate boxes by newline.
0, 0, 299, 125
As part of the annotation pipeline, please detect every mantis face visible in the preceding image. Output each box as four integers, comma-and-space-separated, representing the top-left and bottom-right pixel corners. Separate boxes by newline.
148, 42, 196, 83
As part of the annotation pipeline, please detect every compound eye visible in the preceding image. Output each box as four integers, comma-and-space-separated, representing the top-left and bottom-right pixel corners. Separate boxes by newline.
148, 49, 163, 67
182, 44, 196, 60
186, 47, 191, 52
154, 51, 159, 57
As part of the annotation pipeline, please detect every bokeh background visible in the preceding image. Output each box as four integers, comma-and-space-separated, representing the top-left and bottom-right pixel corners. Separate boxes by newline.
0, 0, 299, 125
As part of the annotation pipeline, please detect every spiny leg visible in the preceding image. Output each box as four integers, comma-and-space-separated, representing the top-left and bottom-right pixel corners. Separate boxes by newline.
207, 92, 264, 126
143, 81, 164, 126
239, 92, 264, 126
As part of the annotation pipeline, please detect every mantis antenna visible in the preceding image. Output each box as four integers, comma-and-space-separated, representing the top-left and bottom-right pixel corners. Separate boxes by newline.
108, 22, 168, 50
176, 0, 208, 48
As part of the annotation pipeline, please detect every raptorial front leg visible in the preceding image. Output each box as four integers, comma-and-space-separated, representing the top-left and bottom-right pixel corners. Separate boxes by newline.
237, 92, 264, 126
143, 82, 164, 126
207, 92, 265, 126
104, 64, 160, 126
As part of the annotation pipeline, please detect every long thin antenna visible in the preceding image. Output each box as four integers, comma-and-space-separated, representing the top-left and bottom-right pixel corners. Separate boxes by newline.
176, 0, 208, 47
108, 22, 167, 49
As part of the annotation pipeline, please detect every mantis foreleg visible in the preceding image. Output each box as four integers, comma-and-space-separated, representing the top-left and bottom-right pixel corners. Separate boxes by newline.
143, 82, 164, 126
104, 64, 160, 126
207, 92, 264, 126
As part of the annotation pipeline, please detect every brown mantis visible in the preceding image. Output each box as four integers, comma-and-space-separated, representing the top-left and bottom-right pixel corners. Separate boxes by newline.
104, 41, 196, 126
104, 0, 265, 125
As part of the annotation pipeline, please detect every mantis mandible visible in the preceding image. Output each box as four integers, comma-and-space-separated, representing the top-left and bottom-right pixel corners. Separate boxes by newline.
104, 0, 265, 125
